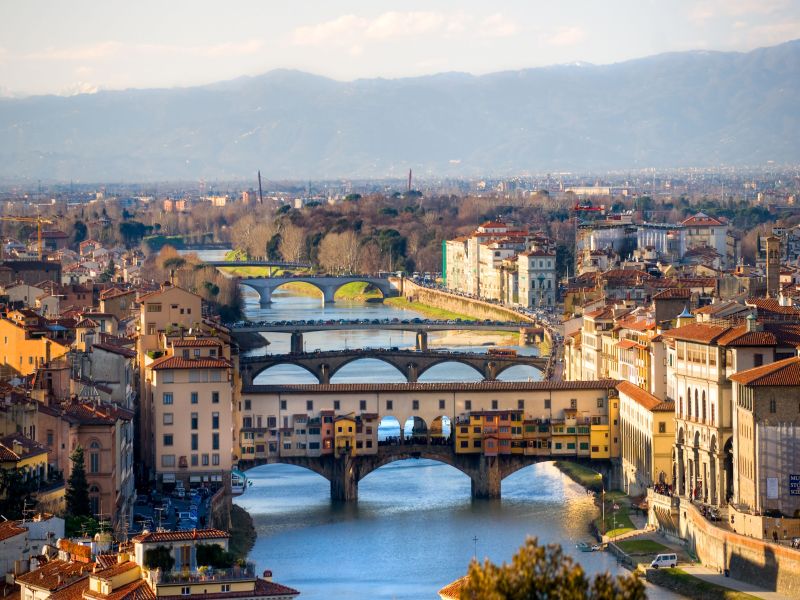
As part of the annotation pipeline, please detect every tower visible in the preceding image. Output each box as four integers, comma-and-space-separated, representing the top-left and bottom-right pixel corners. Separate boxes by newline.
766, 235, 780, 297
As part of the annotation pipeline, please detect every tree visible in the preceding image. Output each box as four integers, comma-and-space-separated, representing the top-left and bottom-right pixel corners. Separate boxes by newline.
0, 468, 38, 519
460, 537, 645, 600
65, 445, 91, 517
72, 220, 88, 245
279, 224, 307, 263
144, 545, 175, 571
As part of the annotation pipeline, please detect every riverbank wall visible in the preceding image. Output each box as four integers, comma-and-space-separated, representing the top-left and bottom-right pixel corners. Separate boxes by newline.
648, 490, 800, 596
208, 487, 232, 531
398, 279, 552, 344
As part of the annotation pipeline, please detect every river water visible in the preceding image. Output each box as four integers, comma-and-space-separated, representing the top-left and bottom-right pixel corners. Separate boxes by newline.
230, 282, 681, 599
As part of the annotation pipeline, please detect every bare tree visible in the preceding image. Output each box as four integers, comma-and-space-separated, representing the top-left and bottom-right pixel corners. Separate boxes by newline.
358, 240, 383, 274
279, 224, 307, 263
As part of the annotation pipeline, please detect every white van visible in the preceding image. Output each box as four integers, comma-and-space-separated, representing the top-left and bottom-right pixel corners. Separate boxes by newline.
650, 553, 678, 569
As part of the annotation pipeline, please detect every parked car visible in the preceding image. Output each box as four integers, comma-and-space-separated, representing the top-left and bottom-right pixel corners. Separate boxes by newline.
173, 488, 185, 499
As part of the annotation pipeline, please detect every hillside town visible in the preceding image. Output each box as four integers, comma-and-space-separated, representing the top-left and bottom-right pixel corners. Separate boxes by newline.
1, 190, 800, 599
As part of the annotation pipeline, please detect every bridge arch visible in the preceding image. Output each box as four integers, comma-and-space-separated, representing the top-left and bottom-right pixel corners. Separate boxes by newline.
245, 361, 322, 384
415, 358, 488, 381
329, 279, 387, 299
493, 363, 544, 381
328, 356, 407, 383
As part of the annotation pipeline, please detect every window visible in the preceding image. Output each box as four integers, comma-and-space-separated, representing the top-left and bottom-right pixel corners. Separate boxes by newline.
492, 400, 498, 410
439, 399, 446, 410
386, 400, 393, 410
189, 433, 198, 450
465, 400, 472, 410
334, 400, 340, 410
212, 412, 219, 429
147, 303, 162, 312
280, 400, 287, 410
360, 400, 367, 410
555, 442, 562, 450
307, 400, 313, 411
212, 454, 220, 466
163, 434, 173, 446
597, 398, 604, 408
191, 454, 198, 466
163, 413, 174, 425
412, 400, 419, 410
191, 413, 198, 429
47, 430, 54, 446
182, 349, 190, 359
194, 349, 201, 358
570, 399, 577, 409
221, 585, 230, 593
212, 391, 219, 404
90, 452, 100, 473
754, 353, 764, 367
544, 399, 551, 409
658, 422, 666, 434
770, 398, 777, 413
162, 455, 176, 467
181, 587, 190, 596
212, 433, 219, 450
518, 399, 524, 410
190, 392, 198, 404
202, 454, 209, 466
163, 392, 173, 405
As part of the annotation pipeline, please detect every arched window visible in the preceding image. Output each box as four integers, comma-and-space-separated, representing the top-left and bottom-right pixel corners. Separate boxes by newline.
687, 388, 692, 417
702, 391, 707, 422
694, 389, 699, 421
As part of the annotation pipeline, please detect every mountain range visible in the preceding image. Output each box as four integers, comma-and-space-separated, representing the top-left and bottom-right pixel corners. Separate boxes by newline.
1, 40, 799, 181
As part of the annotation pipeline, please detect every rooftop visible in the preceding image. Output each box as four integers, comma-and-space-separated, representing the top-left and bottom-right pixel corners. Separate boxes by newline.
132, 529, 229, 543
730, 357, 800, 387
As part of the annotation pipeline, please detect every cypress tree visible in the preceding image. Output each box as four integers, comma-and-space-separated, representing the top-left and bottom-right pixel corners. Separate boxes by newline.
65, 445, 91, 517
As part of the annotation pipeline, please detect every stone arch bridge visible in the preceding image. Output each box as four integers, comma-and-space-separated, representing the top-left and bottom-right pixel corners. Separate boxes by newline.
239, 445, 618, 501
239, 349, 549, 385
240, 276, 397, 305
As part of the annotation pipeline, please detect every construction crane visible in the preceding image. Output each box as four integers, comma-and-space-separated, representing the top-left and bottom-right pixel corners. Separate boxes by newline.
0, 215, 54, 260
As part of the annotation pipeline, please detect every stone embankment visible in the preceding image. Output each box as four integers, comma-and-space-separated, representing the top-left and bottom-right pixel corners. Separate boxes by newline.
648, 489, 800, 597
398, 278, 552, 345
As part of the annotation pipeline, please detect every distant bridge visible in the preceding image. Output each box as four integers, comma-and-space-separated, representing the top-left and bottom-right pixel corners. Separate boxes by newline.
207, 260, 312, 269
230, 320, 533, 334
239, 275, 397, 305
239, 348, 548, 385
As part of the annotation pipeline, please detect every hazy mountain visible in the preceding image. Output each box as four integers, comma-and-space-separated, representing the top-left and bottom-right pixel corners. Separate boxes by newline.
1, 40, 799, 181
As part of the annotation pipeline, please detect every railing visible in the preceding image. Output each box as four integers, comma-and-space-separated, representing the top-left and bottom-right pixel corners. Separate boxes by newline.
154, 563, 256, 584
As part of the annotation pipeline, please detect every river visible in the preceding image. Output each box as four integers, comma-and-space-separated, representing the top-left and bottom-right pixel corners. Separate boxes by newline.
230, 281, 681, 599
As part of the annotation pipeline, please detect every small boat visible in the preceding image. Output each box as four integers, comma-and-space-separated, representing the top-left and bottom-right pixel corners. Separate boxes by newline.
576, 542, 594, 552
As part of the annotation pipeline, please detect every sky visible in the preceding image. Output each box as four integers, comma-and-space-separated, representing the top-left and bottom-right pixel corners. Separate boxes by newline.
1, 0, 799, 97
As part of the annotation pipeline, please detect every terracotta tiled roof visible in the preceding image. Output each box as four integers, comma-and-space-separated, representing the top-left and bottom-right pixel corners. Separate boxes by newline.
243, 380, 620, 394
617, 339, 640, 350
730, 357, 800, 386
661, 323, 729, 344
92, 343, 136, 358
94, 555, 119, 570
157, 579, 298, 600
0, 521, 26, 542
747, 297, 800, 316
438, 576, 468, 600
83, 579, 154, 600
717, 326, 778, 347
99, 288, 135, 300
171, 339, 222, 347
681, 212, 726, 227
62, 402, 133, 425
75, 318, 98, 329
617, 381, 672, 412
132, 529, 229, 543
653, 288, 691, 300
16, 560, 94, 591
47, 579, 88, 600
93, 561, 138, 580
0, 434, 49, 462
149, 356, 231, 370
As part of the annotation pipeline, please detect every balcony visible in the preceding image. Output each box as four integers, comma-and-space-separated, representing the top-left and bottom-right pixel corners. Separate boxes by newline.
153, 563, 256, 585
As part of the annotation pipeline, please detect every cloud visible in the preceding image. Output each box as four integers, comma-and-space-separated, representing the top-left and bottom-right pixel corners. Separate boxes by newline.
690, 0, 789, 22
744, 21, 800, 45
27, 39, 265, 61
59, 81, 99, 96
480, 14, 519, 38
546, 26, 586, 47
292, 11, 519, 46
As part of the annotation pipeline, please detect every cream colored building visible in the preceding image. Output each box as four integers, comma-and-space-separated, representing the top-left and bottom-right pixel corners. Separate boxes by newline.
146, 337, 233, 487
617, 381, 675, 496
730, 357, 800, 523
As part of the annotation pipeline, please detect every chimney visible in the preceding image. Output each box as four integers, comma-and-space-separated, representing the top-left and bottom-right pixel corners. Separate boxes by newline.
745, 314, 762, 333
262, 570, 272, 582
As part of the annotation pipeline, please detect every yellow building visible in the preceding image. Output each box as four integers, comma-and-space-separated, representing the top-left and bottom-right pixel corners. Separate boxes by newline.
334, 415, 356, 455
617, 381, 675, 496
0, 433, 65, 513
0, 311, 70, 377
